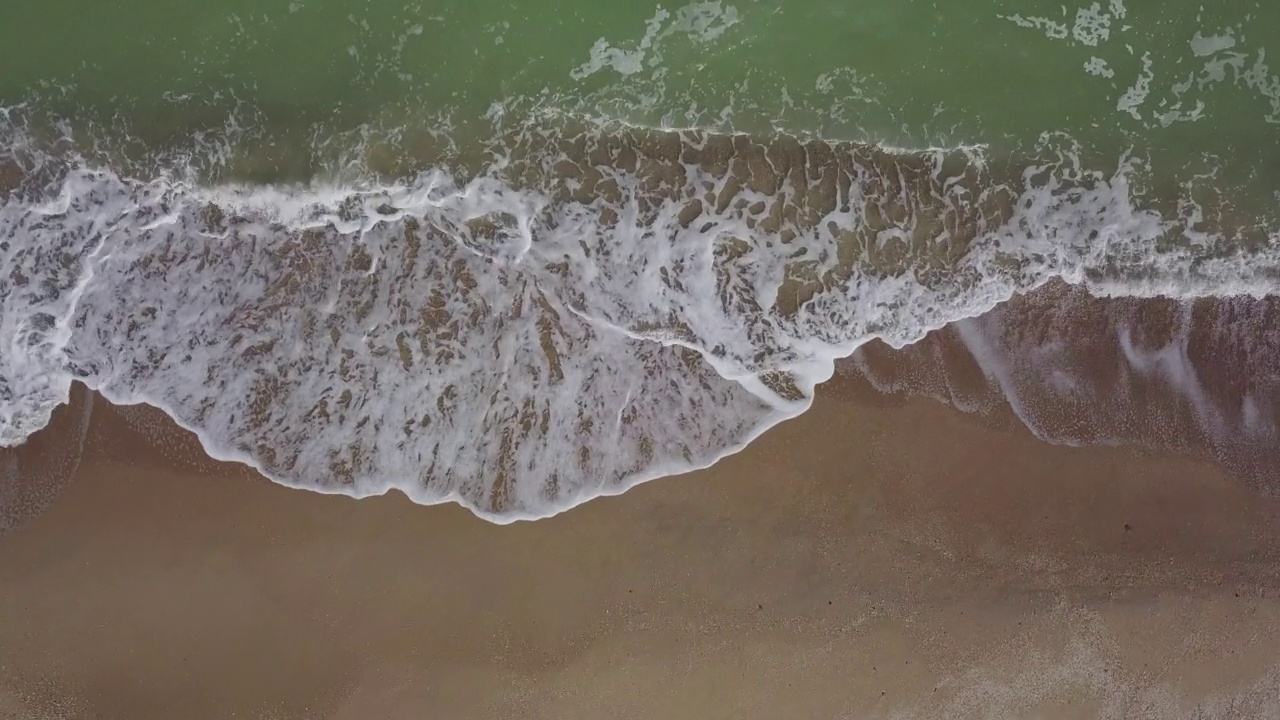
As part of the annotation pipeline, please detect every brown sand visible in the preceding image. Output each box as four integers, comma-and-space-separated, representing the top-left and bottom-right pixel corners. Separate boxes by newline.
3, 378, 1280, 720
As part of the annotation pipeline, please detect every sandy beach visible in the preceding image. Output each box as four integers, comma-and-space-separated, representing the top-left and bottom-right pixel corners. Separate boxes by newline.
3, 372, 1280, 720
4, 0, 1280, 715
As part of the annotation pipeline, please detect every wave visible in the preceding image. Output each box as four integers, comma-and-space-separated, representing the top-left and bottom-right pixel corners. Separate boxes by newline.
2, 112, 1278, 521
850, 282, 1280, 494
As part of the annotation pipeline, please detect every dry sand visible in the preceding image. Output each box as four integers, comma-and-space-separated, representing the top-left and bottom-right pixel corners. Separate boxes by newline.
3, 377, 1280, 720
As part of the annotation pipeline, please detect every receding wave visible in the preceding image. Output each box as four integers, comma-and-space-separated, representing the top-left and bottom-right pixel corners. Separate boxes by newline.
2, 109, 1278, 520
851, 282, 1280, 495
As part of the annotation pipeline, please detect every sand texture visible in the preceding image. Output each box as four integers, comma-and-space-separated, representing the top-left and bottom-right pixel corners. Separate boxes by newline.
3, 377, 1280, 719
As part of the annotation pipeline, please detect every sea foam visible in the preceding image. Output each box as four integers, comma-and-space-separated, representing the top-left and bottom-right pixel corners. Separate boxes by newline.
1, 119, 1276, 520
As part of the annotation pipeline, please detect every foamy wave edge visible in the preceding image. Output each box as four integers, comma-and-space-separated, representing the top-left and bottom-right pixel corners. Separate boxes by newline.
2, 125, 1277, 522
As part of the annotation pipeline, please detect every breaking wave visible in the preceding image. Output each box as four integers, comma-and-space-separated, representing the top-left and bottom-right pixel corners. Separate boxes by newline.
2, 110, 1277, 520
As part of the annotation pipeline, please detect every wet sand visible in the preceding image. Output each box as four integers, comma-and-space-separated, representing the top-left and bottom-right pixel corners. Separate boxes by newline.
3, 373, 1280, 720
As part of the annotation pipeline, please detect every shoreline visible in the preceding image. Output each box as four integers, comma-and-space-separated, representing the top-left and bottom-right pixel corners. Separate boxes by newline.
4, 376, 1280, 718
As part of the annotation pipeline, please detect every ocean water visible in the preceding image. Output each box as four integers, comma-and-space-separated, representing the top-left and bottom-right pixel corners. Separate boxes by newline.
1, 0, 1278, 520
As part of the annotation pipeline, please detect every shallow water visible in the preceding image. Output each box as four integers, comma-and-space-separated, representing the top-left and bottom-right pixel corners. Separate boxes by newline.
1, 0, 1278, 519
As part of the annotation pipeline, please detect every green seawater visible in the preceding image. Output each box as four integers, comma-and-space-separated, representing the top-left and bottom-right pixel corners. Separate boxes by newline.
3, 0, 1278, 189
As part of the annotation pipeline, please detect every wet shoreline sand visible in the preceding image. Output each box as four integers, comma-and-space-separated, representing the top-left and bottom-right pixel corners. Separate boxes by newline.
4, 371, 1280, 719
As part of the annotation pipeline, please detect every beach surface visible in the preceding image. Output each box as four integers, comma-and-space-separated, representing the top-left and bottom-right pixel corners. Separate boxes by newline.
3, 377, 1280, 720
4, 1, 1280, 716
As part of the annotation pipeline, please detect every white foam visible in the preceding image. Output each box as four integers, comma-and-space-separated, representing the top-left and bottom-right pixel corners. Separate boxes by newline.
1000, 14, 1070, 41
570, 2, 740, 81
1190, 30, 1237, 57
1072, 3, 1113, 47
1116, 52, 1155, 120
1, 122, 1277, 521
1084, 57, 1116, 79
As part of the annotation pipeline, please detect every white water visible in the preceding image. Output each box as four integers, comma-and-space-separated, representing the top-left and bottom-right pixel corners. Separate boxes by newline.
2, 124, 1277, 521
